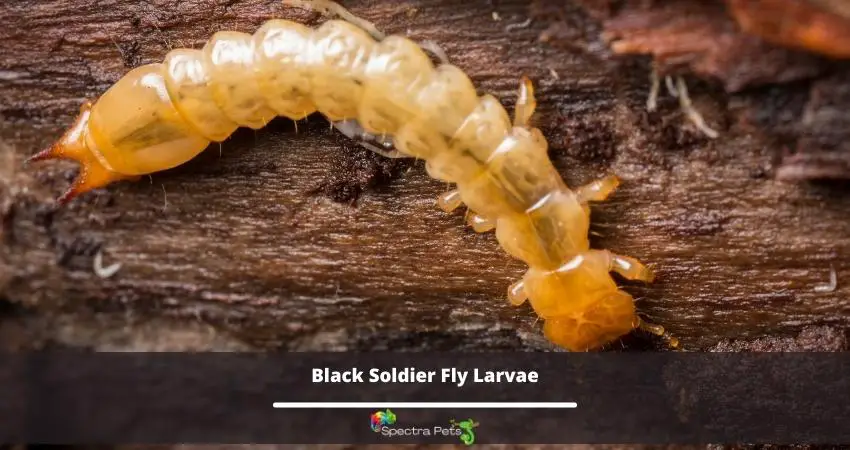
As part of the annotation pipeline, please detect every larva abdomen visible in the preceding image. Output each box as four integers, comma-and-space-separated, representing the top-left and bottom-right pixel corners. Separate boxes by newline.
358, 36, 436, 135
204, 31, 279, 130
81, 19, 376, 178
168, 21, 315, 132
164, 49, 239, 142
305, 20, 376, 120
252, 20, 317, 120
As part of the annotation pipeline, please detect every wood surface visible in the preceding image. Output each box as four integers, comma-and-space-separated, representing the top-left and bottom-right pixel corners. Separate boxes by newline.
1, 0, 849, 352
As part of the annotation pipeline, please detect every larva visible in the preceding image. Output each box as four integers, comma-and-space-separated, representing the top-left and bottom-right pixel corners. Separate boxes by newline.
25, 0, 678, 352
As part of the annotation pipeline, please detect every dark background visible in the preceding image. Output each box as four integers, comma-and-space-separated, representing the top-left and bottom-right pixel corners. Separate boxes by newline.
2, 353, 850, 443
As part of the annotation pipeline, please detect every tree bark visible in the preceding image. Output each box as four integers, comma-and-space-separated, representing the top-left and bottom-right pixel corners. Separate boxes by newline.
1, 0, 849, 352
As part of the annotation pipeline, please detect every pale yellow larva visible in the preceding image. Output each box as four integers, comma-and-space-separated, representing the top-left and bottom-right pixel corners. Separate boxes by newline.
26, 0, 676, 352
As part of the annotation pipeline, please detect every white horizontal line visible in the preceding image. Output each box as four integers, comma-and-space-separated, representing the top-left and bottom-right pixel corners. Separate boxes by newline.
272, 402, 577, 409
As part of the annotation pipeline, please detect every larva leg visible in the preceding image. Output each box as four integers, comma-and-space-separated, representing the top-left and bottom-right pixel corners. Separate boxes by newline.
465, 210, 496, 233
437, 189, 463, 212
513, 76, 537, 128
420, 40, 450, 64
436, 189, 494, 233
610, 253, 654, 283
575, 174, 620, 203
284, 0, 385, 40
436, 188, 495, 233
590, 249, 654, 283
438, 190, 495, 234
507, 278, 528, 306
331, 119, 410, 159
634, 316, 680, 349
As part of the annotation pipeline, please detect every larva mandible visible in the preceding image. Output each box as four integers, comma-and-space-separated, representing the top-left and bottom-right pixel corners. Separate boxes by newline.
25, 0, 679, 352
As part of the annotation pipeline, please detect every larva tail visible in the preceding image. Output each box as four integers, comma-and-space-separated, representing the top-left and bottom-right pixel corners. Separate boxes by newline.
24, 102, 132, 205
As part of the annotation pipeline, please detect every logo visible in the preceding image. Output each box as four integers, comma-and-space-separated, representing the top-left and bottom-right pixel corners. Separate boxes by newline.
450, 418, 479, 445
370, 408, 397, 432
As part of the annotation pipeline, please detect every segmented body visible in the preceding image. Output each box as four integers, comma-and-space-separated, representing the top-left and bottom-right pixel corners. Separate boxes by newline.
28, 2, 673, 351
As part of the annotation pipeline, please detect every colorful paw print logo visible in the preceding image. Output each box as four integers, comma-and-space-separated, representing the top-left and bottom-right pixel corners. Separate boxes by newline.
370, 408, 397, 432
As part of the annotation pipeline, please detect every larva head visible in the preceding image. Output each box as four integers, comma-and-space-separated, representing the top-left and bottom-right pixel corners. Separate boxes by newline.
25, 101, 129, 205
522, 255, 637, 351
542, 291, 637, 352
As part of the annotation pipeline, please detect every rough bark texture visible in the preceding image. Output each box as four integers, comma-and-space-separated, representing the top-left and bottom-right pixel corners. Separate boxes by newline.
2, 0, 850, 354
564, 0, 850, 181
